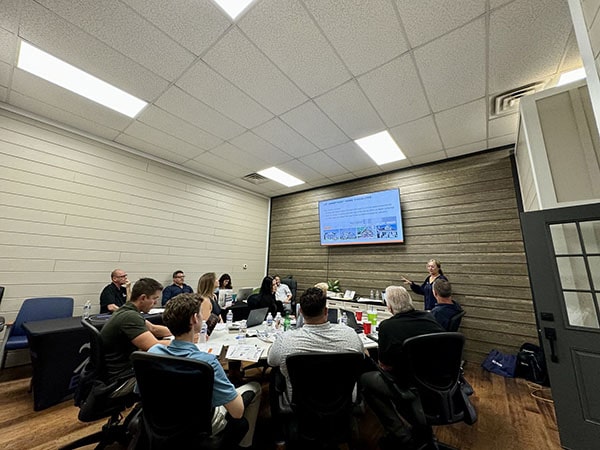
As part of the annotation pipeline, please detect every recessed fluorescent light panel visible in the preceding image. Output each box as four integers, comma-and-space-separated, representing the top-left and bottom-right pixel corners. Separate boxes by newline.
17, 41, 147, 118
557, 67, 586, 86
355, 131, 406, 165
212, 0, 256, 20
258, 167, 304, 187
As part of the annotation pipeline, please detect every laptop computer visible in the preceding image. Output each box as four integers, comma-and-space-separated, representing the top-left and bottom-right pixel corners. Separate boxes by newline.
340, 309, 364, 334
246, 307, 269, 328
236, 287, 254, 302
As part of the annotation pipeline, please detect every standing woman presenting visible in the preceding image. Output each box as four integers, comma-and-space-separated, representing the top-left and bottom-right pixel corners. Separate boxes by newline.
401, 259, 448, 310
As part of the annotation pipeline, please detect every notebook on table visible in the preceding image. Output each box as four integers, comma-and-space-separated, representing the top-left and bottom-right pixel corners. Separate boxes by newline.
246, 307, 269, 328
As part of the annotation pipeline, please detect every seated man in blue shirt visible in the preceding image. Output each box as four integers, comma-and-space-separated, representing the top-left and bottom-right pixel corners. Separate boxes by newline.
149, 293, 261, 449
161, 270, 193, 306
431, 279, 463, 330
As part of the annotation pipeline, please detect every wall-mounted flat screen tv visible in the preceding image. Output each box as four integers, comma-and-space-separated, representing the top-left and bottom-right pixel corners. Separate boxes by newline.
318, 188, 404, 246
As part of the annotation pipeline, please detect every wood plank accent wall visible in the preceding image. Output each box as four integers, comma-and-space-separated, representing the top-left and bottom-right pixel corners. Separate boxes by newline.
268, 149, 537, 364
0, 109, 269, 326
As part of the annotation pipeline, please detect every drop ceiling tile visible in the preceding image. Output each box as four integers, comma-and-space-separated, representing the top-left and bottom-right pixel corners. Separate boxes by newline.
277, 159, 321, 182
488, 113, 519, 138
0, 85, 7, 101
409, 150, 447, 166
395, 0, 485, 48
0, 61, 10, 87
115, 133, 189, 165
11, 69, 134, 131
581, 0, 600, 24
36, 0, 195, 81
358, 53, 430, 128
121, 121, 206, 160
490, 0, 514, 8
589, 11, 600, 58
314, 80, 385, 139
209, 141, 270, 170
559, 32, 583, 72
389, 115, 443, 157
329, 173, 356, 184
239, 0, 350, 97
435, 98, 487, 148
230, 131, 293, 165
121, 0, 231, 55
155, 86, 246, 141
202, 27, 307, 115
19, 1, 169, 100
137, 105, 223, 150
7, 90, 119, 140
305, 0, 408, 76
489, 0, 572, 94
177, 61, 272, 129
352, 166, 384, 178
445, 139, 487, 158
186, 152, 249, 179
299, 151, 348, 178
0, 0, 20, 32
0, 27, 15, 63
488, 134, 516, 149
379, 158, 411, 172
252, 117, 319, 158
280, 101, 348, 149
414, 17, 486, 112
324, 141, 375, 172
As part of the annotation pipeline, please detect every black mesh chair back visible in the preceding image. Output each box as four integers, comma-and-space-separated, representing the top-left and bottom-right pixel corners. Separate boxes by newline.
223, 301, 250, 322
403, 332, 474, 427
131, 351, 220, 449
286, 352, 364, 445
60, 319, 138, 450
446, 310, 466, 332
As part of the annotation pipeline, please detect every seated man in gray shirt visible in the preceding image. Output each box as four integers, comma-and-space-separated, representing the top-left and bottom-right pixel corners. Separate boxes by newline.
267, 287, 364, 447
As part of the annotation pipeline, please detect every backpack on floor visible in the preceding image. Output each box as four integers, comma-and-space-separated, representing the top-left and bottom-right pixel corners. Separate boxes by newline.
516, 343, 549, 386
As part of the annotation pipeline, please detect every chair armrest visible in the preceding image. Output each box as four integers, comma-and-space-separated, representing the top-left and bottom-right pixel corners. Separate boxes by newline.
0, 316, 5, 332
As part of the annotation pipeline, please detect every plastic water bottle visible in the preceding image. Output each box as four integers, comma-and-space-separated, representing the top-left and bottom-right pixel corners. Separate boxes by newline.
274, 312, 282, 329
237, 320, 247, 344
340, 311, 348, 327
266, 312, 274, 329
199, 321, 207, 343
370, 289, 374, 299
283, 313, 291, 331
226, 309, 233, 328
375, 290, 380, 300
83, 300, 91, 319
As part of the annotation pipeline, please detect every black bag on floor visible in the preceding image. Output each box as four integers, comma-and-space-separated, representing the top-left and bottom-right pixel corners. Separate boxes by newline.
516, 343, 548, 386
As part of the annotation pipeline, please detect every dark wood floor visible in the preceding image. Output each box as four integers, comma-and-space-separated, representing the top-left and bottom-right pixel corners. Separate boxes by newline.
0, 363, 561, 450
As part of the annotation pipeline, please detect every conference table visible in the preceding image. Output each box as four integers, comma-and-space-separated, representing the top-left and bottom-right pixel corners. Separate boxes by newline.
205, 318, 377, 363
23, 311, 164, 411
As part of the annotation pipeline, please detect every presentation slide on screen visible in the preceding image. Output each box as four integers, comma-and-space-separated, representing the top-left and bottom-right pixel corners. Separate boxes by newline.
319, 189, 404, 245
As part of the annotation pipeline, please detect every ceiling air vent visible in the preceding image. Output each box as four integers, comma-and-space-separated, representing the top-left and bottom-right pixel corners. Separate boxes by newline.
242, 172, 269, 184
491, 81, 547, 117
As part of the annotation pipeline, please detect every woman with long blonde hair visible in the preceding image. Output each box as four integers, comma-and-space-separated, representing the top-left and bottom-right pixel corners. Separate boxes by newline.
197, 272, 221, 321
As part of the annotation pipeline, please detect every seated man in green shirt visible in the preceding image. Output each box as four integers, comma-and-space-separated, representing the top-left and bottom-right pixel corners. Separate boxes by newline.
100, 278, 172, 383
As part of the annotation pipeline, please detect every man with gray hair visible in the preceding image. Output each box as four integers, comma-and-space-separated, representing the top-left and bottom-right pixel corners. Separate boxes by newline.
360, 285, 443, 450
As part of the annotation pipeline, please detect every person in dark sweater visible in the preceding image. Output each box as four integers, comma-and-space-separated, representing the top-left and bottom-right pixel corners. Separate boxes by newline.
430, 279, 463, 330
360, 285, 444, 450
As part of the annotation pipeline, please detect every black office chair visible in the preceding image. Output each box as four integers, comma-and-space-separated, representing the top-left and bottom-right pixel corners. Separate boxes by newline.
282, 352, 364, 448
446, 310, 466, 332
60, 319, 139, 450
392, 332, 477, 450
130, 351, 248, 449
0, 286, 5, 333
280, 276, 298, 309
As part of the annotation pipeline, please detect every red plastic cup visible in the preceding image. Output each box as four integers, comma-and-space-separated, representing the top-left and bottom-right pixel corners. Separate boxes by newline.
363, 321, 371, 335
355, 311, 363, 321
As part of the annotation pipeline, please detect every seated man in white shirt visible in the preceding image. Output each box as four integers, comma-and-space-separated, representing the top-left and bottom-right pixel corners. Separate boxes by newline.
273, 275, 293, 314
267, 287, 364, 447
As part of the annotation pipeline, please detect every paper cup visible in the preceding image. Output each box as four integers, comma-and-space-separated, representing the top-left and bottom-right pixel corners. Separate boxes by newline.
363, 321, 371, 335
